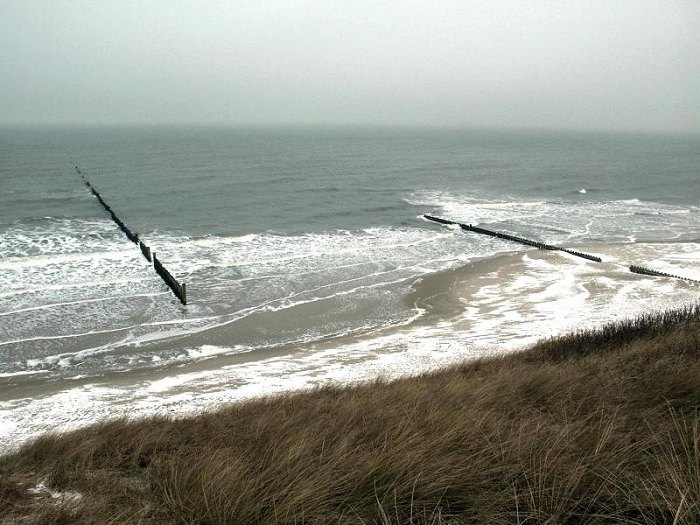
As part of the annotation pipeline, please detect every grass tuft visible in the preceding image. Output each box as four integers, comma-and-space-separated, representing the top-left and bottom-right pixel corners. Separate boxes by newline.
1, 304, 699, 523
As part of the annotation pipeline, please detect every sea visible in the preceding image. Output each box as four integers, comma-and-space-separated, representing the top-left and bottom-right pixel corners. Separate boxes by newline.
1, 125, 699, 450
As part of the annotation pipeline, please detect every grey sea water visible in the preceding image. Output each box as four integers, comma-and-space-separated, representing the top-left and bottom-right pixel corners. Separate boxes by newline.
1, 126, 699, 447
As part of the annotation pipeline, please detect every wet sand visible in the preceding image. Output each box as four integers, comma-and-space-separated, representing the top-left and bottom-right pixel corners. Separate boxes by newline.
2, 241, 698, 451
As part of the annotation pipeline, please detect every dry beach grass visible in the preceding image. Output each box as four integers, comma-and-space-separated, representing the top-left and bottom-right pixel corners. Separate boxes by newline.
1, 305, 700, 524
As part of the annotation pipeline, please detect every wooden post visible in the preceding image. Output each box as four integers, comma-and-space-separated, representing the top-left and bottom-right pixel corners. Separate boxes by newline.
81, 175, 191, 303
139, 241, 151, 262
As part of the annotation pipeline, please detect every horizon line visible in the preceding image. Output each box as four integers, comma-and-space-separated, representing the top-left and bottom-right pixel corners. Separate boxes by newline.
1, 121, 698, 136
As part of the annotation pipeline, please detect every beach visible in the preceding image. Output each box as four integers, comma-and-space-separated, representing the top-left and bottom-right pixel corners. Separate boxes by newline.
2, 236, 698, 450
1, 126, 699, 451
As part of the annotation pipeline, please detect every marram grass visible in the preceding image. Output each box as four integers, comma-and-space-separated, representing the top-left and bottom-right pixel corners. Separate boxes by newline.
2, 305, 700, 524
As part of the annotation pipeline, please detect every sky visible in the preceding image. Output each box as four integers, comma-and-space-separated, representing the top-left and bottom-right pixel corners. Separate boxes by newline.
1, 0, 698, 132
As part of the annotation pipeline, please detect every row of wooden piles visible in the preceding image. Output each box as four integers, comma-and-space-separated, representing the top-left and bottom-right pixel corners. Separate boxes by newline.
629, 265, 699, 284
79, 169, 187, 304
423, 214, 697, 283
423, 214, 602, 263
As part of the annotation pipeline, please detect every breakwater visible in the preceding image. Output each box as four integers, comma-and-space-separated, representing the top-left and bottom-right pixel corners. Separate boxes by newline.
139, 240, 152, 262
423, 214, 602, 263
79, 168, 187, 304
154, 253, 187, 304
629, 265, 699, 284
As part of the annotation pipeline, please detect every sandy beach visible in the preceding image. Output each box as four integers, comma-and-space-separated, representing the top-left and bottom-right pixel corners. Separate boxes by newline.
2, 240, 698, 451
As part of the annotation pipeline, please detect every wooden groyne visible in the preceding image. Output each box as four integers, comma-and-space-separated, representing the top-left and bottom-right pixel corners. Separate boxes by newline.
154, 254, 187, 304
79, 168, 187, 304
139, 240, 152, 262
423, 214, 602, 263
82, 176, 141, 246
629, 265, 699, 284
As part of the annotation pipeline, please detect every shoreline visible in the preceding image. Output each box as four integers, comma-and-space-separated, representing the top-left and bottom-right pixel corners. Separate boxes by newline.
2, 240, 699, 451
2, 304, 699, 523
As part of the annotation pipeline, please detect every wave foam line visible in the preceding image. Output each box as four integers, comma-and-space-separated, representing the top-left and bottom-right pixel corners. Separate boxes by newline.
3, 269, 425, 365
0, 370, 50, 378
0, 277, 154, 298
0, 324, 141, 348
0, 249, 139, 270
205, 234, 452, 269
167, 268, 432, 341
0, 292, 170, 317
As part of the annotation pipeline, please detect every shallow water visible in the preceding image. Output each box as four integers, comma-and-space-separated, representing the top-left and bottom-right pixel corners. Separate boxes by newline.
1, 126, 699, 449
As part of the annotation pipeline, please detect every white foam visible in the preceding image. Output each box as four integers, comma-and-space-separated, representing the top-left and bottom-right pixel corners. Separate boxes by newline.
409, 190, 700, 246
0, 292, 168, 317
2, 325, 138, 349
3, 242, 699, 452
186, 344, 244, 360
0, 370, 49, 378
3, 201, 700, 450
183, 233, 259, 247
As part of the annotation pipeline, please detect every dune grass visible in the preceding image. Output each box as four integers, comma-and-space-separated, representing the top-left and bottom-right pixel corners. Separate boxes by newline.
1, 305, 700, 524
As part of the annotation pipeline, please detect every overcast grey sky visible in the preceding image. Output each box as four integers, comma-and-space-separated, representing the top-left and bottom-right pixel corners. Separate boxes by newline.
1, 0, 698, 131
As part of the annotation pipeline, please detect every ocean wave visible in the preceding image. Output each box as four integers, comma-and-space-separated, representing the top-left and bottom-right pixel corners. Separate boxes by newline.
3, 197, 698, 386
0, 223, 471, 379
0, 218, 129, 259
407, 190, 700, 245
